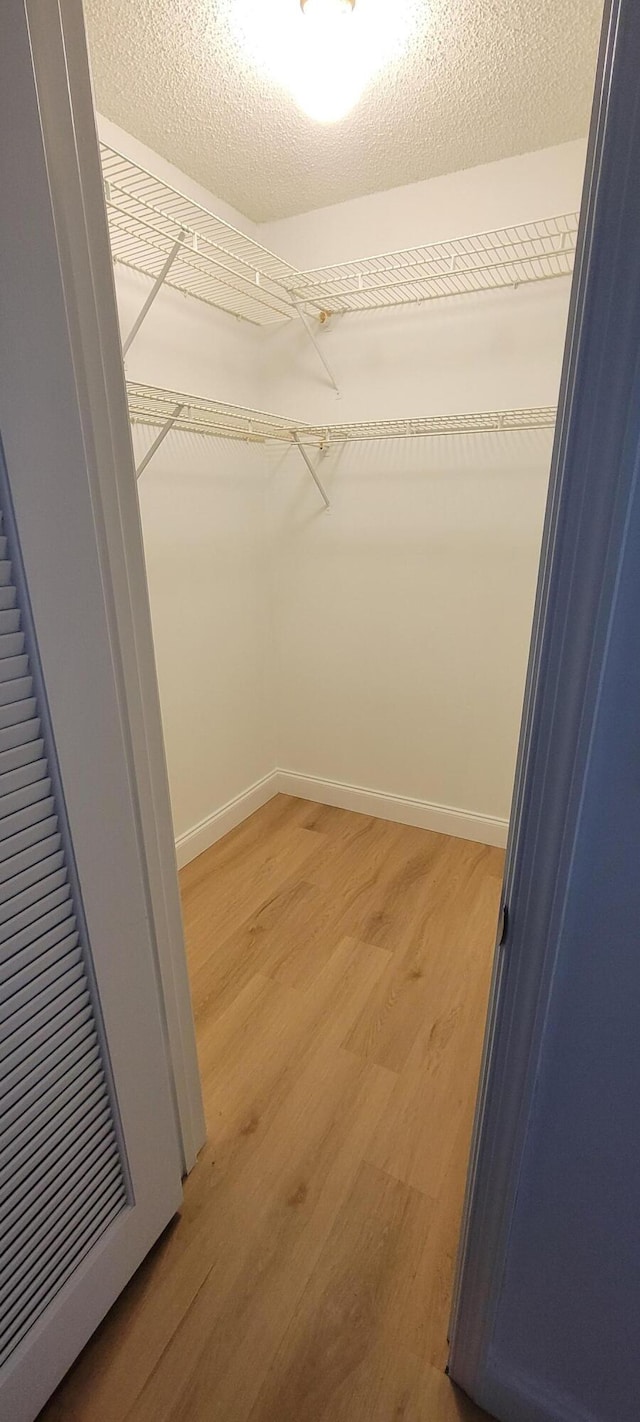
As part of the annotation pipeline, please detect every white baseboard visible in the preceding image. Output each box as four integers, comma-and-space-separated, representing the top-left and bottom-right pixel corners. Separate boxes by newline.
175, 767, 508, 866
174, 771, 279, 868
276, 770, 509, 848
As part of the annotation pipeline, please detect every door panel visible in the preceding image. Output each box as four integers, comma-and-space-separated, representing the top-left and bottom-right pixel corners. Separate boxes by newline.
449, 2, 640, 1418
0, 4, 183, 1419
0, 466, 130, 1377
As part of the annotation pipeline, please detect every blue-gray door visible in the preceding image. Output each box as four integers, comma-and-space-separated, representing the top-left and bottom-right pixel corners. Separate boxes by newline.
449, 3, 640, 1419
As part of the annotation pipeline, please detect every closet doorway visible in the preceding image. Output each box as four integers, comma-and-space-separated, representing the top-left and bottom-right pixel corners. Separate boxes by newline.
41, 1, 605, 1419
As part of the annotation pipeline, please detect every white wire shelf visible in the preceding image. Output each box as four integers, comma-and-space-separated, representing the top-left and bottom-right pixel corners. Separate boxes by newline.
101, 144, 298, 326
127, 381, 557, 449
288, 214, 579, 313
103, 146, 578, 325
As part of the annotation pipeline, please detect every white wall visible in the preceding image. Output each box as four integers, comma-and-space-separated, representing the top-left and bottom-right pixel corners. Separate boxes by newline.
260, 139, 587, 265
262, 142, 587, 838
100, 118, 275, 859
100, 118, 587, 853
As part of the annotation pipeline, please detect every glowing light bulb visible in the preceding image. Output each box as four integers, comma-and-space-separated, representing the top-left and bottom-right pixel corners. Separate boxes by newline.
293, 0, 361, 121
300, 0, 355, 15
231, 0, 417, 125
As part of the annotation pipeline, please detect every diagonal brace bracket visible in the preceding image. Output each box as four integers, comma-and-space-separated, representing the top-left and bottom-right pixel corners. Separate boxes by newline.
293, 432, 330, 510
136, 404, 184, 480
123, 234, 185, 355
294, 302, 340, 396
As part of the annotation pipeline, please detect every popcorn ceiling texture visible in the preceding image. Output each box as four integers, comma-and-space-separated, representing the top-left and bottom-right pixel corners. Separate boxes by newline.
84, 0, 603, 222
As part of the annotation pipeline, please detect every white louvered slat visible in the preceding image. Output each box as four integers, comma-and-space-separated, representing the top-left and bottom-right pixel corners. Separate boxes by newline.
0, 505, 127, 1374
0, 1154, 122, 1306
0, 1049, 100, 1182
0, 1183, 124, 1368
0, 1076, 110, 1211
0, 915, 77, 983
1, 895, 74, 964
0, 814, 58, 867
0, 847, 64, 904
0, 839, 63, 898
0, 795, 56, 847
0, 1098, 112, 1238
0, 875, 70, 942
0, 610, 21, 635
0, 675, 34, 706
0, 996, 92, 1103
0, 1116, 116, 1272
0, 776, 51, 822
0, 927, 79, 995
0, 719, 42, 756
0, 631, 24, 658
0, 736, 45, 775
0, 654, 28, 683
0, 965, 87, 1066
0, 698, 37, 730
0, 757, 47, 799
0, 862, 67, 922
1, 1029, 99, 1136
0, 923, 79, 1013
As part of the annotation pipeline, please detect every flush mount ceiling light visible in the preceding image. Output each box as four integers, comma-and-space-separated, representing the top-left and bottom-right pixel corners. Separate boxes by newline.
231, 0, 416, 124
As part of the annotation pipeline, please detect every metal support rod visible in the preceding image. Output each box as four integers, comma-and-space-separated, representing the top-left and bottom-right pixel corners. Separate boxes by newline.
135, 404, 184, 479
123, 237, 183, 355
293, 432, 330, 510
294, 302, 340, 396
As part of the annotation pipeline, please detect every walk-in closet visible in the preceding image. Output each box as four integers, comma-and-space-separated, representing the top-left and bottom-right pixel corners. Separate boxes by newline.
24, 1, 604, 1418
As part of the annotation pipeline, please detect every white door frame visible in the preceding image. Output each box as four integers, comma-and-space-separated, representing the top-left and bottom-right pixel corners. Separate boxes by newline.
22, 0, 206, 1173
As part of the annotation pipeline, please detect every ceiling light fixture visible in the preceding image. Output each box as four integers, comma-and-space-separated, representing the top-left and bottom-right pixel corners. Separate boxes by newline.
231, 0, 416, 126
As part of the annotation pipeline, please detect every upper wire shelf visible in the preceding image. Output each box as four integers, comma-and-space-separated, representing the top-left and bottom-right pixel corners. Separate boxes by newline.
289, 214, 579, 313
101, 144, 298, 326
102, 146, 578, 326
127, 381, 557, 448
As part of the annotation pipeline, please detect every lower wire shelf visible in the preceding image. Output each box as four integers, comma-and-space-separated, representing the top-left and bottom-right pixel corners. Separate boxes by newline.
127, 379, 557, 450
126, 380, 557, 504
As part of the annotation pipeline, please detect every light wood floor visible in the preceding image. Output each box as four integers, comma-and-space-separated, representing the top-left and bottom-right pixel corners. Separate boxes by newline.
41, 795, 503, 1422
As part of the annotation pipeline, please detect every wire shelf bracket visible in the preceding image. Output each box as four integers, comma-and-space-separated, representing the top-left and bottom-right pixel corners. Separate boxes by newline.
292, 431, 330, 509
135, 402, 185, 479
123, 234, 185, 355
294, 302, 340, 397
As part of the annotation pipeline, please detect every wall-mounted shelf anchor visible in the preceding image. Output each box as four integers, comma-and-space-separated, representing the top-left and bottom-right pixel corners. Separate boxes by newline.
294, 302, 340, 397
292, 432, 330, 510
135, 403, 184, 479
123, 233, 186, 356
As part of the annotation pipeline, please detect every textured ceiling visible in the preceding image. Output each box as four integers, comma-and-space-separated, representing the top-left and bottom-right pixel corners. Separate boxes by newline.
84, 0, 603, 222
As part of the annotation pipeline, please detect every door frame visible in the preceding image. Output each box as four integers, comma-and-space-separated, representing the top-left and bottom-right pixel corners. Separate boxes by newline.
22, 0, 206, 1173
449, 0, 640, 1409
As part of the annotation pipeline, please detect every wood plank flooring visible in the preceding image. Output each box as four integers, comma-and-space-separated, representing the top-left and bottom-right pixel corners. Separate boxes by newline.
39, 795, 503, 1422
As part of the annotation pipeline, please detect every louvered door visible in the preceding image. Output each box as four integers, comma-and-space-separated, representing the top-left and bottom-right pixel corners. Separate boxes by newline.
0, 3, 186, 1419
0, 453, 183, 1420
0, 490, 129, 1375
